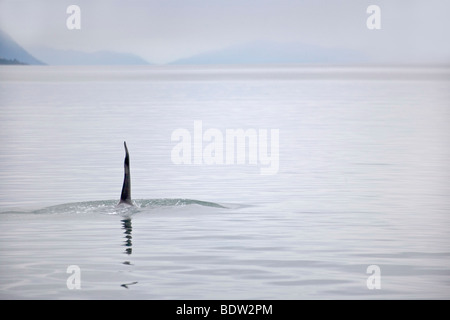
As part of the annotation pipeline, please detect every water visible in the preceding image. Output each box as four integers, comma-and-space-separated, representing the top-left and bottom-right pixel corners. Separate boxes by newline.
0, 65, 449, 299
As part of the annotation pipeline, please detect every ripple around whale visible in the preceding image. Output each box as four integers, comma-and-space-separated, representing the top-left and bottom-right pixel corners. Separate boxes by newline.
1, 199, 229, 216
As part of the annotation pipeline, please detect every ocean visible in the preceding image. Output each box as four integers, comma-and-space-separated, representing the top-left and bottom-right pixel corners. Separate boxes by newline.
0, 65, 449, 299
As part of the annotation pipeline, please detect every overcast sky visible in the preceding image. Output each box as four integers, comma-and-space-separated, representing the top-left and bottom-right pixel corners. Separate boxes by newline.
0, 0, 449, 64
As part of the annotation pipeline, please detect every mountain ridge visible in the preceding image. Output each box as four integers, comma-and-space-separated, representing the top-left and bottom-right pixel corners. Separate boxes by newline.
0, 29, 150, 66
0, 29, 45, 65
170, 41, 367, 65
29, 46, 150, 66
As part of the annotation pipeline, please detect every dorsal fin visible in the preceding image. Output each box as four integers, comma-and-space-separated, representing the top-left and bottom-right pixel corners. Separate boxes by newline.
119, 141, 132, 205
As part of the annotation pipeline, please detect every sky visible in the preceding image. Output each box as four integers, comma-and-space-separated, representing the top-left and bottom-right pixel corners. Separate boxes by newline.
0, 0, 449, 64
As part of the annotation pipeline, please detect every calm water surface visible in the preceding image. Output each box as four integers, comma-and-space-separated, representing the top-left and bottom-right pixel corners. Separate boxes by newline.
0, 65, 449, 299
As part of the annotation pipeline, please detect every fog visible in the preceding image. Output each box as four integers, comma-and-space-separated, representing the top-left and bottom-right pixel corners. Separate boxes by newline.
0, 0, 449, 64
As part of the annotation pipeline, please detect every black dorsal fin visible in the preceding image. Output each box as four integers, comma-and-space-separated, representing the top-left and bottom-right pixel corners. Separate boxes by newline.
119, 141, 132, 205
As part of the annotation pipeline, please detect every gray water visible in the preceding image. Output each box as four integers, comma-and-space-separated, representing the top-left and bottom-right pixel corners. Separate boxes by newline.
0, 65, 449, 299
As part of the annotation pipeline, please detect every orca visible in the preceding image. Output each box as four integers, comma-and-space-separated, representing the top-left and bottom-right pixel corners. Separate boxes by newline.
119, 141, 133, 205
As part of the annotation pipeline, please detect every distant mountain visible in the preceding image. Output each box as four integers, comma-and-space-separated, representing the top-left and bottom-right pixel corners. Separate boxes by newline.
171, 41, 367, 65
0, 29, 45, 65
30, 47, 150, 66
